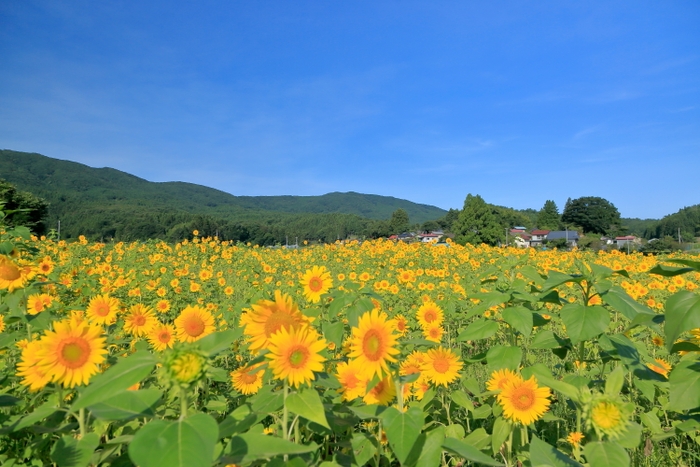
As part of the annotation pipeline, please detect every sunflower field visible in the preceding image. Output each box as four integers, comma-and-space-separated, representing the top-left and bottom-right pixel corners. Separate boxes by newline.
1, 222, 700, 467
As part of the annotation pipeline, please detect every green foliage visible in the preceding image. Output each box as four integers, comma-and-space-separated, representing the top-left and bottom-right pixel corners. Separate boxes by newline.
0, 179, 49, 234
453, 194, 502, 246
389, 208, 411, 234
645, 204, 700, 240
561, 196, 621, 235
537, 200, 561, 230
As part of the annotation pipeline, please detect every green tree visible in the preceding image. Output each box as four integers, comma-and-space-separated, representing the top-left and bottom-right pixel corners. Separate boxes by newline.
389, 208, 411, 234
453, 194, 502, 246
0, 179, 49, 234
561, 196, 621, 235
536, 200, 561, 230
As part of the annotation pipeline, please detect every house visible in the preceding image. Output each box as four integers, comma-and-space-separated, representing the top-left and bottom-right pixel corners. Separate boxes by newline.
417, 232, 441, 243
511, 231, 532, 248
546, 230, 580, 247
615, 236, 640, 249
529, 230, 550, 247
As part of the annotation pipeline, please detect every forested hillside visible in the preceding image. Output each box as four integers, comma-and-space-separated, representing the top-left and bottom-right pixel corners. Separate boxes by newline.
0, 150, 447, 243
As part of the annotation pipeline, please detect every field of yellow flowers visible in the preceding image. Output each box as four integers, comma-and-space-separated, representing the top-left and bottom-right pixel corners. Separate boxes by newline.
1, 224, 700, 467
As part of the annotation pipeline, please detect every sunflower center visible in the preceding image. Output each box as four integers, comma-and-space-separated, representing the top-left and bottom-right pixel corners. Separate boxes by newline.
133, 315, 146, 326
370, 380, 386, 396
591, 402, 621, 429
428, 327, 440, 338
432, 357, 450, 374
264, 310, 297, 337
0, 262, 21, 281
58, 338, 90, 369
510, 386, 536, 411
424, 311, 436, 322
95, 303, 110, 316
239, 371, 258, 385
158, 330, 172, 342
343, 373, 360, 389
397, 320, 407, 331
288, 345, 309, 368
308, 277, 323, 292
362, 331, 384, 361
185, 317, 205, 337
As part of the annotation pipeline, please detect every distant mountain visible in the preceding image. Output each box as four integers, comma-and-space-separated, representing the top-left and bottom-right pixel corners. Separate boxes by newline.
0, 150, 448, 242
644, 204, 700, 240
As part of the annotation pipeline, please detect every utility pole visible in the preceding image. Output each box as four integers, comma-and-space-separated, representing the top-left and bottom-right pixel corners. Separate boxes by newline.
57, 220, 61, 241
678, 228, 681, 244
505, 228, 508, 247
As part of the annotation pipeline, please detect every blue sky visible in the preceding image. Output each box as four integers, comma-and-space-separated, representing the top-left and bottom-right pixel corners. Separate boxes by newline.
1, 1, 698, 220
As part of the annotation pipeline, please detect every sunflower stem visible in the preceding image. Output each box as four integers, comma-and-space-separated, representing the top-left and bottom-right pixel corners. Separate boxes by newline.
179, 386, 188, 420
282, 381, 289, 441
77, 408, 87, 437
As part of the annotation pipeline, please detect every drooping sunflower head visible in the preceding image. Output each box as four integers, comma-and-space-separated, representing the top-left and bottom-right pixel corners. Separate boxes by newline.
335, 359, 368, 401
0, 255, 29, 292
300, 265, 333, 303
583, 393, 633, 440
347, 308, 400, 380
242, 290, 310, 351
416, 301, 444, 329
174, 305, 215, 343
17, 340, 52, 391
647, 358, 672, 378
363, 375, 396, 406
230, 363, 266, 395
497, 376, 551, 426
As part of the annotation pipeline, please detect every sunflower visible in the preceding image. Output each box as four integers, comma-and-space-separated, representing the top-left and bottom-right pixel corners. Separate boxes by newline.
497, 376, 551, 425
347, 309, 400, 379
566, 431, 584, 447
0, 255, 29, 292
86, 294, 120, 325
231, 363, 265, 395
17, 340, 52, 391
363, 375, 396, 406
421, 346, 463, 386
584, 394, 633, 439
411, 374, 432, 401
300, 265, 333, 303
400, 351, 425, 376
242, 291, 311, 351
164, 346, 208, 387
266, 325, 327, 387
0, 314, 5, 333
147, 323, 176, 351
123, 304, 157, 337
647, 358, 672, 378
155, 299, 171, 314
486, 368, 523, 392
393, 314, 409, 336
26, 293, 50, 315
335, 360, 368, 401
35, 317, 108, 388
174, 305, 216, 342
416, 301, 444, 328
422, 323, 444, 343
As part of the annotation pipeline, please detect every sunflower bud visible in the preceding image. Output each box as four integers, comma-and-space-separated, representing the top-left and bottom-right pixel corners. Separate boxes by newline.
161, 345, 209, 388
